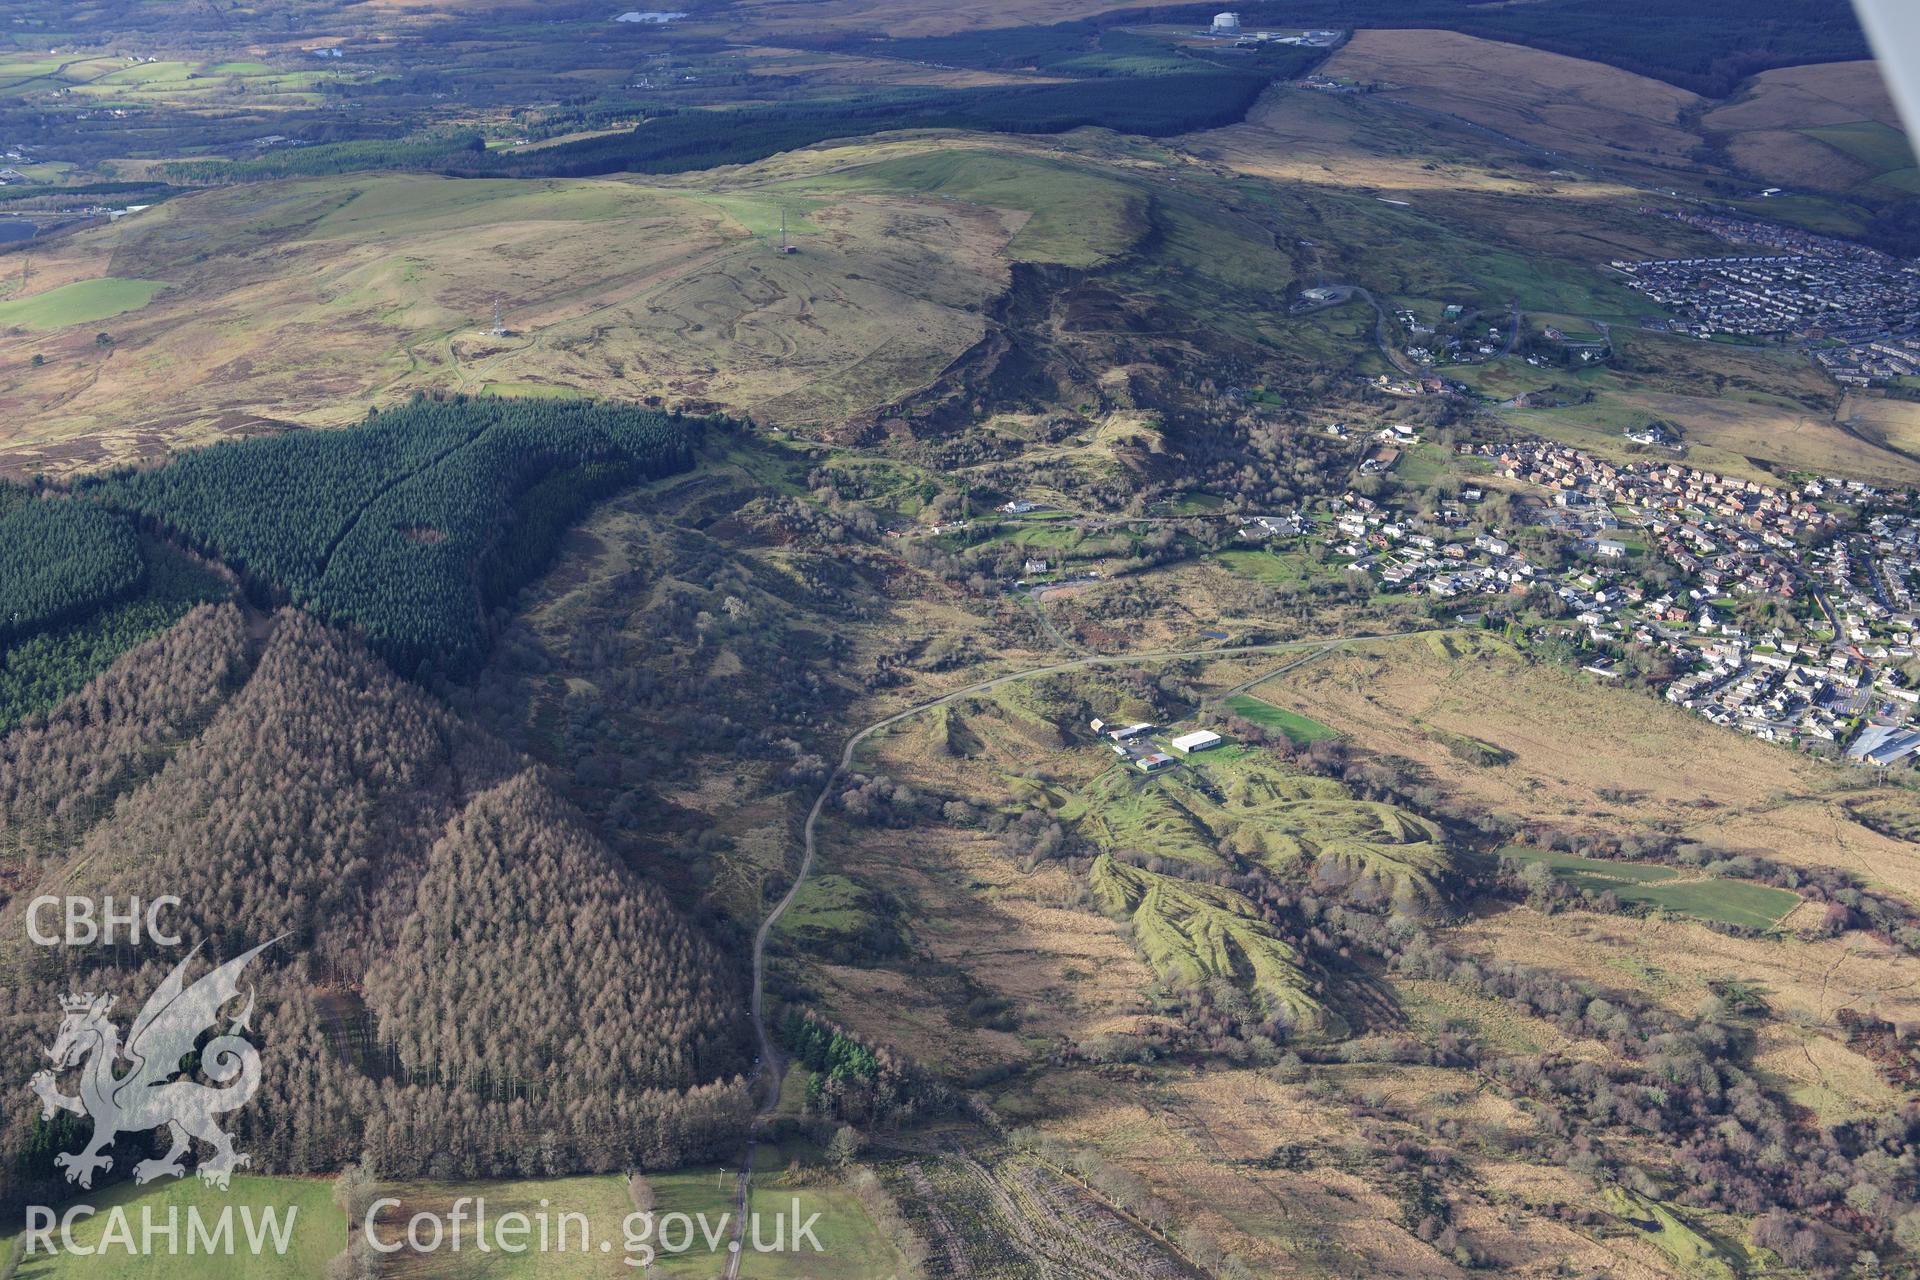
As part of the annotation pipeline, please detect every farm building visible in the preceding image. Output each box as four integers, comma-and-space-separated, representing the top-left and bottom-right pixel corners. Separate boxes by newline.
1169, 730, 1223, 754
1109, 722, 1155, 741
1135, 752, 1176, 773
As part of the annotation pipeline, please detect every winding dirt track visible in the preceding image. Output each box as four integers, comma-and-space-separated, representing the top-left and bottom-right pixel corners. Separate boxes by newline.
748, 633, 1410, 1099
721, 627, 1436, 1269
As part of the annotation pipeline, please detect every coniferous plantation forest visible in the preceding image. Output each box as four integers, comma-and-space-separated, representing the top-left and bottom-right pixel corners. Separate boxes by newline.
3, 0, 1920, 1277
0, 607, 752, 1199
91, 396, 702, 676
0, 499, 141, 646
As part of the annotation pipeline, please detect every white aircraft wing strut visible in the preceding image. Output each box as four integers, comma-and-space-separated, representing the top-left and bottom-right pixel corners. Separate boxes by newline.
1853, 0, 1920, 141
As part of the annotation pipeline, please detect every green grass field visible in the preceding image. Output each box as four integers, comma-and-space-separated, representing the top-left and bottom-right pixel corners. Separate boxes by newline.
1503, 847, 1800, 929
1505, 846, 1684, 885
1225, 693, 1338, 744
996, 524, 1083, 550
741, 1178, 907, 1279
686, 192, 827, 239
0, 278, 167, 331
1390, 445, 1452, 486
771, 1063, 812, 1121
1156, 492, 1226, 514
773, 872, 900, 957
777, 873, 874, 938
1724, 191, 1867, 237
20, 1175, 342, 1280
1870, 167, 1920, 195
1639, 880, 1803, 930
369, 1173, 673, 1278
1213, 548, 1343, 589
642, 1158, 906, 1280
356, 1163, 904, 1278
1802, 121, 1917, 176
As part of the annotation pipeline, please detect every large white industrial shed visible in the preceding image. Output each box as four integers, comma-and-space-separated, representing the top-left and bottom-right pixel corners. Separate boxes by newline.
1169, 729, 1223, 754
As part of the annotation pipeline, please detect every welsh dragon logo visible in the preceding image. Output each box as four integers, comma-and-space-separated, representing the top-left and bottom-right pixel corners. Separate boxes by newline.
28, 938, 278, 1191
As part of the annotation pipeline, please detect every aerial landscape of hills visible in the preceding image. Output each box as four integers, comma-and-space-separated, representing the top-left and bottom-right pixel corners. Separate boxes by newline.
0, 1, 1918, 1277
